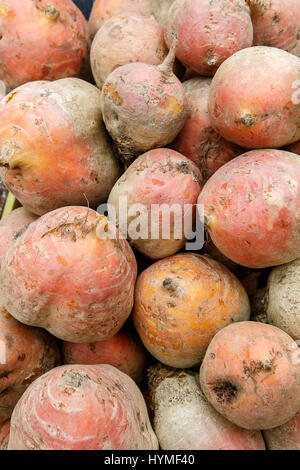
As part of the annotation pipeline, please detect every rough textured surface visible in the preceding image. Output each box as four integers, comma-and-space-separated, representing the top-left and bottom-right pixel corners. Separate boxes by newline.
89, 0, 153, 38
200, 321, 300, 430
0, 306, 60, 423
263, 411, 300, 450
247, 0, 300, 52
101, 47, 188, 164
0, 208, 37, 266
108, 148, 202, 259
208, 46, 300, 148
250, 288, 268, 324
0, 206, 137, 342
0, 0, 90, 93
198, 150, 300, 268
61, 329, 148, 385
0, 79, 121, 215
0, 420, 10, 450
148, 364, 265, 450
91, 14, 168, 90
8, 364, 159, 450
133, 253, 250, 368
165, 0, 253, 75
266, 258, 300, 339
173, 78, 242, 181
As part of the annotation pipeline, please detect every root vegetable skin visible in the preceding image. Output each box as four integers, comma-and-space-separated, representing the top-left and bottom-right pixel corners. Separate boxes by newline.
61, 330, 148, 385
151, 0, 175, 27
0, 206, 137, 343
0, 79, 121, 215
247, 0, 300, 52
208, 46, 300, 148
173, 78, 242, 180
149, 365, 265, 450
0, 0, 90, 93
108, 148, 202, 259
0, 306, 60, 424
266, 258, 300, 339
8, 364, 158, 450
263, 411, 300, 450
200, 321, 300, 430
0, 420, 10, 450
0, 208, 37, 266
90, 14, 168, 90
101, 48, 188, 162
89, 0, 153, 37
165, 0, 253, 76
133, 253, 250, 368
199, 150, 300, 268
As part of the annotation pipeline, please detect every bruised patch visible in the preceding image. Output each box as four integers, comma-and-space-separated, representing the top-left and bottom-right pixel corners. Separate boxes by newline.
159, 95, 182, 115
212, 381, 238, 404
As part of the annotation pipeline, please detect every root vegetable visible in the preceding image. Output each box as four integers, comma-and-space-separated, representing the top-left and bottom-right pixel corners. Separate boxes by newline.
200, 321, 300, 430
8, 364, 159, 450
0, 420, 10, 450
165, 0, 253, 76
90, 14, 168, 90
198, 149, 300, 268
133, 253, 250, 368
0, 0, 90, 93
263, 411, 300, 450
61, 329, 148, 385
173, 78, 242, 180
266, 258, 300, 339
89, 0, 153, 38
148, 364, 266, 450
208, 46, 300, 148
0, 79, 121, 215
0, 208, 37, 266
0, 206, 137, 343
108, 148, 202, 259
0, 306, 60, 424
246, 0, 300, 52
101, 46, 188, 164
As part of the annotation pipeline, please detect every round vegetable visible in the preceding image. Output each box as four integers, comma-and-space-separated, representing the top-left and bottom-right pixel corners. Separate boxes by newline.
0, 0, 90, 93
165, 0, 253, 76
198, 149, 300, 268
208, 46, 300, 148
0, 79, 121, 215
8, 364, 159, 450
91, 14, 168, 90
101, 46, 188, 164
200, 321, 300, 430
108, 148, 202, 259
133, 253, 250, 368
0, 206, 137, 343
